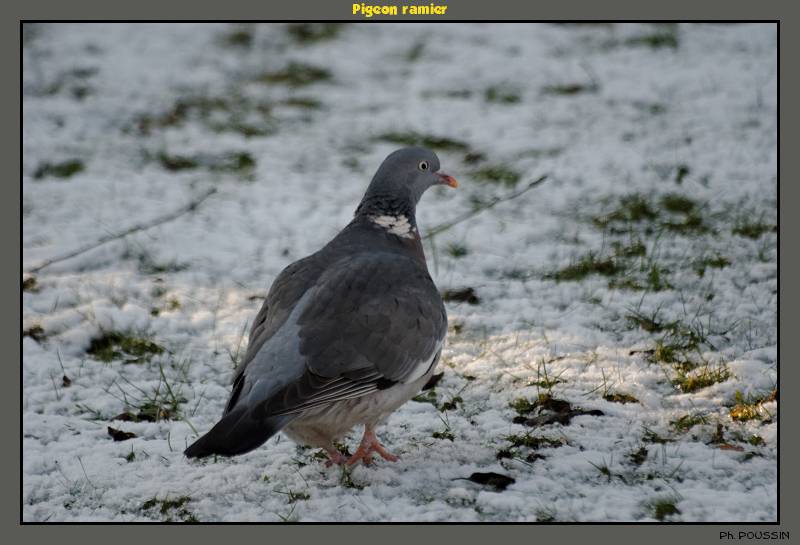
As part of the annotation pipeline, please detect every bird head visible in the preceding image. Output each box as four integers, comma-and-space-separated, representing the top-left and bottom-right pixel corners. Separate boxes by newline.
363, 147, 458, 208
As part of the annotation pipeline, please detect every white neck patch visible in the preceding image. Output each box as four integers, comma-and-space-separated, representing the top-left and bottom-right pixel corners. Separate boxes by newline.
370, 215, 416, 239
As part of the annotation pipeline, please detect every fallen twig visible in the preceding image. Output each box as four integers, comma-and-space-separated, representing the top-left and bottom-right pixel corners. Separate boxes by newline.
423, 174, 548, 239
27, 187, 217, 274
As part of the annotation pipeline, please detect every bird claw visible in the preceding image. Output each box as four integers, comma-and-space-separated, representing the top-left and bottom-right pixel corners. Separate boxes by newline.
371, 442, 400, 462
344, 430, 399, 466
324, 450, 348, 467
346, 452, 373, 466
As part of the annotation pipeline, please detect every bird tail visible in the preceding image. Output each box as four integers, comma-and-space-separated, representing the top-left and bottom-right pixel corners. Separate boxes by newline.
184, 408, 295, 458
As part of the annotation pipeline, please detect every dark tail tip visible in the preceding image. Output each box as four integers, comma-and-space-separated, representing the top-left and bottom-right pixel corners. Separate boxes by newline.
184, 435, 217, 458
183, 410, 293, 459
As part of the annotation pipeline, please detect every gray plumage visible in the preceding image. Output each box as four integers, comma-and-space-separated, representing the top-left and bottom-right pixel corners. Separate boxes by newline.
184, 147, 456, 461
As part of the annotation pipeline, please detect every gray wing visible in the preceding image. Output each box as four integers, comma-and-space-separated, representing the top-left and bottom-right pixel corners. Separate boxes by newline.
224, 253, 324, 414
184, 254, 325, 458
186, 251, 446, 457
248, 252, 447, 418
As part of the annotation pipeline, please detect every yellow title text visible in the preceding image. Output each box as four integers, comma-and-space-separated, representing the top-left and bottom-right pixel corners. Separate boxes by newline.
352, 3, 448, 18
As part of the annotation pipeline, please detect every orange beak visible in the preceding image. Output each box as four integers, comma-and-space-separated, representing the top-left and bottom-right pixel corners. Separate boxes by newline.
437, 172, 458, 188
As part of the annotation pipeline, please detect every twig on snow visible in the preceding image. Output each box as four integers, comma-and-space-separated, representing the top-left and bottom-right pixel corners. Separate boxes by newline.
27, 188, 217, 274
423, 174, 548, 239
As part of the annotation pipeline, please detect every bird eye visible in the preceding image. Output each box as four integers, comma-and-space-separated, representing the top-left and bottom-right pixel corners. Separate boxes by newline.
418, 160, 429, 171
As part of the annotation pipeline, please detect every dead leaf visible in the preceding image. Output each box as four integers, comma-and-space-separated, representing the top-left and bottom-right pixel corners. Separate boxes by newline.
108, 426, 137, 441
535, 397, 573, 414
459, 472, 516, 491
717, 443, 744, 452
441, 287, 480, 305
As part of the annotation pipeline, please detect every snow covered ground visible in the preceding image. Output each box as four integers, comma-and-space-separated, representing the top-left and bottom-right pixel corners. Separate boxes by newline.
22, 23, 777, 522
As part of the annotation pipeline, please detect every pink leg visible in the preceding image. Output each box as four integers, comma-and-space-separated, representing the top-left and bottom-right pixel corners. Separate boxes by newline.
324, 447, 348, 467
371, 441, 400, 462
346, 427, 399, 466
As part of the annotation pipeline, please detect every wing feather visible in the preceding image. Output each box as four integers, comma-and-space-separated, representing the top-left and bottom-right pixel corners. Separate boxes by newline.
238, 252, 446, 417
226, 246, 446, 424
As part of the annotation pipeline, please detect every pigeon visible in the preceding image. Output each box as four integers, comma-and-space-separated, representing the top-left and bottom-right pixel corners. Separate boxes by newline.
185, 147, 458, 465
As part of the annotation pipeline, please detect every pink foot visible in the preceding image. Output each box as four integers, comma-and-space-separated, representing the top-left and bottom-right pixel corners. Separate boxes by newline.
371, 441, 400, 462
324, 449, 348, 467
345, 443, 375, 466
345, 430, 399, 466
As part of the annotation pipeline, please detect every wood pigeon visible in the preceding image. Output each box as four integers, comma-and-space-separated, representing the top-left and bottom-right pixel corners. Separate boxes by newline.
185, 147, 457, 465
